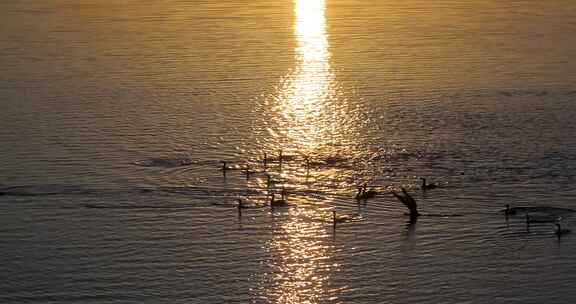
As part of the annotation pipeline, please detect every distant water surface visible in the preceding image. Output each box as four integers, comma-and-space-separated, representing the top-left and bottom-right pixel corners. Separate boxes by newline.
1, 1, 576, 303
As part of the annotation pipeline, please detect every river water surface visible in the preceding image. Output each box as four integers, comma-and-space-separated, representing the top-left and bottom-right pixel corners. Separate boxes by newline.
1, 1, 576, 303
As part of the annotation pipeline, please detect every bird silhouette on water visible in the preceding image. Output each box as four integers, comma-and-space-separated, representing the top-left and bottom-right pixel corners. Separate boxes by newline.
270, 192, 289, 208
504, 204, 518, 216
555, 223, 571, 237
355, 184, 376, 200
420, 178, 438, 190
393, 188, 420, 219
236, 198, 250, 216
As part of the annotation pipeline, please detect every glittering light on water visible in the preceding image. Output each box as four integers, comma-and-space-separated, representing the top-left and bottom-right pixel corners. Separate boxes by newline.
255, 2, 342, 302
295, 0, 330, 65
275, 0, 337, 155
255, 0, 367, 190
258, 208, 337, 304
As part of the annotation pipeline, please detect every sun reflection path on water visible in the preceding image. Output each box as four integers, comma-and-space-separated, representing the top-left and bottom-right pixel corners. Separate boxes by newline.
256, 207, 341, 304
248, 0, 369, 197
272, 0, 353, 157
253, 1, 351, 303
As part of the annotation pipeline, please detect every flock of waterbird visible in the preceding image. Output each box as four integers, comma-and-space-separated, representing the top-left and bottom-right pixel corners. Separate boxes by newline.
225, 150, 572, 237
0, 149, 569, 238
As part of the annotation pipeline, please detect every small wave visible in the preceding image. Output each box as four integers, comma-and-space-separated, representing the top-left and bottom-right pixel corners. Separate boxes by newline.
0, 185, 98, 197
132, 157, 196, 168
498, 89, 550, 98
83, 203, 194, 209
156, 185, 262, 198
508, 206, 576, 216
0, 183, 266, 201
421, 213, 465, 217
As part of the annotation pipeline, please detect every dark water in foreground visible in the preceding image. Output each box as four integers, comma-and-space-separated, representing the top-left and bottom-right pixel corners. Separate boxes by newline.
1, 1, 576, 303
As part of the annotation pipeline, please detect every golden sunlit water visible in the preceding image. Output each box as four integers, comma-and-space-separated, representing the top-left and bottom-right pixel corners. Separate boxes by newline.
257, 3, 339, 302
268, 0, 360, 156
2, 1, 576, 303
284, 0, 334, 148
258, 208, 336, 304
275, 0, 331, 148
251, 0, 364, 202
